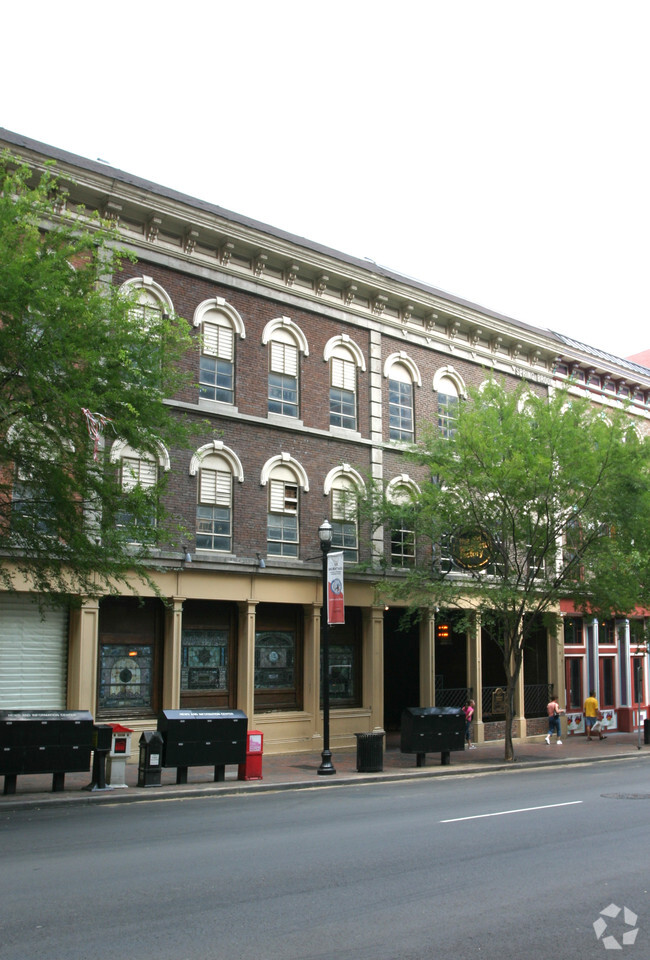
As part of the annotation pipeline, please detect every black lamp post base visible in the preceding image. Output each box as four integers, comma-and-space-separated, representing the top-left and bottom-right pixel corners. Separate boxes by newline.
317, 750, 336, 775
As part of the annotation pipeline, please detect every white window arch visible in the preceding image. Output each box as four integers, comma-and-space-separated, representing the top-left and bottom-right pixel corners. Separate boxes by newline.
324, 336, 365, 432
120, 276, 174, 326
193, 298, 246, 405
261, 453, 309, 558
189, 442, 243, 553
262, 318, 308, 419
324, 465, 366, 564
383, 352, 422, 386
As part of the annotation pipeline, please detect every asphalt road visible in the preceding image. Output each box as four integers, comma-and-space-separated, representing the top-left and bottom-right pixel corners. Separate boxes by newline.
2, 757, 650, 960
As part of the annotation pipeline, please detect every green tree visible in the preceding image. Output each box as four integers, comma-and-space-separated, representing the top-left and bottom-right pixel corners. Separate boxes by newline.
368, 379, 650, 760
0, 156, 194, 602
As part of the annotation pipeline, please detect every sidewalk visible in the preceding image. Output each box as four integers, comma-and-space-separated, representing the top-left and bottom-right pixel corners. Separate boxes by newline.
2, 731, 648, 812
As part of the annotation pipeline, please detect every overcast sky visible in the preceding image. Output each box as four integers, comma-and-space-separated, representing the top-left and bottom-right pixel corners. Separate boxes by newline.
2, 1, 648, 361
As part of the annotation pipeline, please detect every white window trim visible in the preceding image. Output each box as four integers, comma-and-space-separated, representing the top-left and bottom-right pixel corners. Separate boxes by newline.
383, 351, 422, 387
386, 474, 421, 501
110, 438, 171, 472
262, 316, 309, 355
260, 452, 309, 491
119, 276, 174, 316
323, 334, 366, 371
323, 464, 367, 498
193, 298, 246, 339
189, 441, 245, 482
433, 365, 467, 399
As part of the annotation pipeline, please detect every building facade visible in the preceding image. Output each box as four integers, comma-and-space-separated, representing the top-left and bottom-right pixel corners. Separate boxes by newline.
1, 128, 648, 751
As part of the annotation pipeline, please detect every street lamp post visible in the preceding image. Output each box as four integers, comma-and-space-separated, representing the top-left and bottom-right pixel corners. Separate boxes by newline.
317, 519, 336, 775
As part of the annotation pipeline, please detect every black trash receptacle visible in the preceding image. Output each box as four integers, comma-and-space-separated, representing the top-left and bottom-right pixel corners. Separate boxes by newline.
137, 730, 163, 787
644, 718, 650, 745
355, 731, 384, 772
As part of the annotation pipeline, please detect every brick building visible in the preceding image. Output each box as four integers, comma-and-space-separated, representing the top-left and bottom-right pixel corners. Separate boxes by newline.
1, 128, 649, 751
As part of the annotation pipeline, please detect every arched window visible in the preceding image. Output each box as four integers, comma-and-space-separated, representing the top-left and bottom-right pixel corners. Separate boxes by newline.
434, 368, 466, 440
325, 465, 366, 563
385, 353, 421, 442
262, 454, 309, 558
110, 439, 170, 537
193, 299, 245, 406
190, 442, 244, 553
263, 318, 308, 419
386, 475, 420, 567
196, 455, 233, 552
325, 336, 365, 432
120, 276, 173, 328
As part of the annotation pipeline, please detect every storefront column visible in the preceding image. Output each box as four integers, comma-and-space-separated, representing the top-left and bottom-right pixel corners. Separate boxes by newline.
513, 642, 526, 739
547, 618, 566, 736
587, 617, 599, 700
419, 609, 436, 708
237, 600, 257, 722
162, 597, 184, 710
363, 606, 385, 730
304, 603, 320, 738
619, 619, 631, 706
467, 613, 483, 743
67, 598, 99, 712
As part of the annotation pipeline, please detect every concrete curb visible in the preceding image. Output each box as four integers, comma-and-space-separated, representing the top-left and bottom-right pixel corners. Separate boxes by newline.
3, 748, 648, 813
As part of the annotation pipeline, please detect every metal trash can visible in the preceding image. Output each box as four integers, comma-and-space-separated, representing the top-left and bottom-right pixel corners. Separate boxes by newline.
355, 730, 384, 772
644, 718, 650, 745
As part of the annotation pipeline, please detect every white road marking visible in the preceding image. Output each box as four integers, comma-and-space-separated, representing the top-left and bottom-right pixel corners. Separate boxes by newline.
440, 800, 583, 822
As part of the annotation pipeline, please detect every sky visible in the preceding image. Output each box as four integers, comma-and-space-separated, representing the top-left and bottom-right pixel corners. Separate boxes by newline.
2, 1, 648, 361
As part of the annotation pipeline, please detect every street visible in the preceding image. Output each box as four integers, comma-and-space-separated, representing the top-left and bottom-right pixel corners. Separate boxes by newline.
2, 757, 650, 960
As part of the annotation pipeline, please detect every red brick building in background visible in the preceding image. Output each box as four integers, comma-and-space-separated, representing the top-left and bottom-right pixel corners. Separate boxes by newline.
1, 128, 648, 750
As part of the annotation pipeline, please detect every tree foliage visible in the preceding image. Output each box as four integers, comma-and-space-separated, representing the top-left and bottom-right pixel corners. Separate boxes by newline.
366, 379, 650, 759
0, 155, 194, 601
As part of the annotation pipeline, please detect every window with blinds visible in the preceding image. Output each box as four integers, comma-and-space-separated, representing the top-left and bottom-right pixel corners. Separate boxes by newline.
115, 453, 159, 535
121, 457, 158, 491
200, 321, 235, 403
267, 479, 299, 557
268, 341, 299, 417
196, 468, 232, 552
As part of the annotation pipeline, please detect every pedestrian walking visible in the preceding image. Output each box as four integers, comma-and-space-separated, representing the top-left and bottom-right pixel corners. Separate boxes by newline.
545, 694, 564, 745
584, 690, 607, 740
463, 699, 476, 749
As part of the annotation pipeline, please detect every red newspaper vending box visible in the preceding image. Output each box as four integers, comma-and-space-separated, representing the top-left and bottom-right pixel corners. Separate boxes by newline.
237, 730, 263, 781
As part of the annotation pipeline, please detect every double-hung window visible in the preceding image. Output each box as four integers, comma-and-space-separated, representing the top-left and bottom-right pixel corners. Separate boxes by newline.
267, 478, 299, 557
437, 376, 459, 439
268, 339, 299, 417
388, 367, 414, 441
200, 321, 234, 404
117, 452, 158, 534
331, 485, 358, 563
196, 467, 232, 552
194, 299, 245, 406
330, 354, 357, 430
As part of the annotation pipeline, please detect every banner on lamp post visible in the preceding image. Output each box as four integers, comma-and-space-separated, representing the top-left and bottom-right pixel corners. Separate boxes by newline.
327, 551, 345, 624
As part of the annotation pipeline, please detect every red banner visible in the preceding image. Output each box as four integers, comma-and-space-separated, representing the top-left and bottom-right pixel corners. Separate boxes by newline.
327, 551, 345, 624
